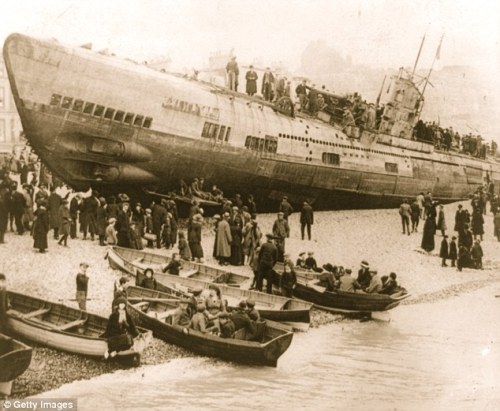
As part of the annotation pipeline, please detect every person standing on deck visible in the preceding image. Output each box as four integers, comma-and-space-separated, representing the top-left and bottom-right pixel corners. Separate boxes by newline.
261, 68, 274, 102
76, 262, 89, 311
245, 65, 258, 97
226, 56, 239, 92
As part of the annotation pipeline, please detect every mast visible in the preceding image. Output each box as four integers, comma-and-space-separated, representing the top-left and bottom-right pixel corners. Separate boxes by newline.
375, 75, 386, 109
411, 34, 426, 78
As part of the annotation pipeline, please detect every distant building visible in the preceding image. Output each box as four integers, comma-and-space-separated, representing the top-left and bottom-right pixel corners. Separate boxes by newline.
0, 50, 23, 153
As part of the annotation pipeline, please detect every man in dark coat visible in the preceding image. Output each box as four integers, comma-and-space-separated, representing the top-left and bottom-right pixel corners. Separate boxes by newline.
0, 273, 9, 332
10, 182, 26, 235
69, 194, 80, 239
48, 187, 62, 239
357, 260, 371, 289
454, 204, 466, 232
410, 200, 420, 232
449, 236, 458, 267
470, 239, 483, 269
152, 200, 167, 249
226, 56, 239, 92
261, 68, 274, 102
33, 201, 49, 253
0, 183, 9, 244
247, 194, 257, 219
439, 235, 449, 267
245, 66, 258, 96
257, 234, 278, 293
272, 212, 290, 262
300, 201, 314, 240
96, 197, 108, 246
280, 255, 297, 297
115, 202, 131, 248
279, 196, 294, 220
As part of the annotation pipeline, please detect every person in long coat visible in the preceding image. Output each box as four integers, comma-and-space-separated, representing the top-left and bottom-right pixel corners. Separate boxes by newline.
454, 204, 466, 232
103, 297, 139, 358
471, 208, 484, 240
48, 188, 62, 239
188, 214, 204, 262
57, 199, 71, 247
449, 236, 458, 267
96, 197, 108, 246
300, 201, 314, 240
33, 202, 49, 252
216, 212, 232, 265
439, 235, 449, 266
69, 194, 80, 239
152, 200, 167, 249
115, 202, 131, 248
421, 212, 436, 252
245, 66, 258, 96
436, 204, 447, 236
229, 215, 243, 266
0, 183, 9, 244
242, 220, 262, 265
131, 203, 145, 237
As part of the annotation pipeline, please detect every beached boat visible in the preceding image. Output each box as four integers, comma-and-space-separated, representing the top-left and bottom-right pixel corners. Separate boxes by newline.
126, 286, 293, 367
107, 246, 312, 330
5, 291, 152, 367
0, 333, 32, 397
271, 271, 410, 314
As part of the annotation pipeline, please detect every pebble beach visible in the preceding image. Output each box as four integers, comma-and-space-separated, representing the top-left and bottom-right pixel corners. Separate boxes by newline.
1, 199, 499, 398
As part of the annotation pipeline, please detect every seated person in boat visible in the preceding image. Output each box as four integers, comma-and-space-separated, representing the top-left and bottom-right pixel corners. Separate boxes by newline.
380, 272, 398, 295
365, 270, 383, 294
188, 287, 205, 316
357, 260, 371, 289
246, 299, 260, 321
140, 268, 158, 290
162, 253, 183, 275
218, 312, 236, 338
190, 303, 218, 333
171, 297, 192, 327
103, 297, 139, 358
305, 252, 322, 272
318, 264, 337, 291
338, 268, 362, 292
211, 185, 224, 202
112, 276, 129, 310
296, 252, 307, 269
0, 273, 9, 332
280, 255, 297, 297
230, 301, 256, 340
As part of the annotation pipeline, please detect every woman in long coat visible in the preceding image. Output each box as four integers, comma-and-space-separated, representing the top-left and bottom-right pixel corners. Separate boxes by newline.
421, 205, 436, 252
188, 214, 204, 262
471, 208, 484, 240
33, 202, 49, 252
96, 198, 108, 246
436, 205, 446, 236
216, 213, 232, 264
229, 219, 243, 266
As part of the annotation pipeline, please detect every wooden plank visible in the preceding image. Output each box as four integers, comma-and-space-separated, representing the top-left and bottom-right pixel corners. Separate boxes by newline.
21, 307, 51, 319
56, 318, 87, 331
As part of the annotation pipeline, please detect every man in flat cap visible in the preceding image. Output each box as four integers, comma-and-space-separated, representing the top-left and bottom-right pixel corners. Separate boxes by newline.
279, 196, 294, 221
273, 212, 290, 262
76, 262, 89, 310
257, 234, 278, 294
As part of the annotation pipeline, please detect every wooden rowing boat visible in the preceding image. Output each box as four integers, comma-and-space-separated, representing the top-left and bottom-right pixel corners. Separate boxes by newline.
106, 246, 248, 286
107, 247, 312, 331
126, 286, 294, 367
271, 271, 410, 314
0, 333, 32, 397
5, 291, 152, 367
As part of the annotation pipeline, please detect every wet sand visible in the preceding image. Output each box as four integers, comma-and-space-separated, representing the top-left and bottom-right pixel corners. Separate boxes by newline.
1, 200, 499, 398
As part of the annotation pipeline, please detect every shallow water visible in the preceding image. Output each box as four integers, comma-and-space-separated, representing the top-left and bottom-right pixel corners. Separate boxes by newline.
42, 285, 500, 411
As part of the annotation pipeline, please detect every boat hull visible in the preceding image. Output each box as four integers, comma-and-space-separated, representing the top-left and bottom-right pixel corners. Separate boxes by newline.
0, 333, 32, 383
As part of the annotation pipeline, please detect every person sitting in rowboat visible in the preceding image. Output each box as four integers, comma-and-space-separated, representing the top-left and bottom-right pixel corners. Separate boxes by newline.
218, 312, 235, 338
112, 277, 129, 310
338, 269, 362, 292
280, 255, 297, 297
305, 252, 322, 273
140, 269, 158, 290
380, 272, 398, 295
162, 253, 183, 275
190, 303, 218, 334
171, 297, 192, 327
365, 270, 383, 294
230, 301, 256, 340
296, 252, 307, 269
103, 297, 139, 359
245, 299, 260, 321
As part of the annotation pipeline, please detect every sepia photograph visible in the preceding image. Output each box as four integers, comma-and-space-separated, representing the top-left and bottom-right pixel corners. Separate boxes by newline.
0, 1, 499, 410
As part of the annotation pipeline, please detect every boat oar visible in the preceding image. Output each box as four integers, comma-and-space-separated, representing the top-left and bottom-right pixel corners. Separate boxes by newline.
127, 297, 180, 303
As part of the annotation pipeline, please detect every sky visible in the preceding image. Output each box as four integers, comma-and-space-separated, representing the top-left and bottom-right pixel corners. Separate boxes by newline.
0, 0, 499, 74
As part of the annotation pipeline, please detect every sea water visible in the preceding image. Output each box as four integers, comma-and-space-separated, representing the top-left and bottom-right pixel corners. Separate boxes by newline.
41, 284, 500, 411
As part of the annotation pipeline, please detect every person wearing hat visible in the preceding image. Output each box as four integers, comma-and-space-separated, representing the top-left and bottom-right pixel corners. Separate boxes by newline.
0, 273, 9, 332
57, 198, 71, 247
131, 202, 145, 239
245, 65, 258, 97
112, 276, 129, 310
76, 262, 90, 310
10, 181, 26, 235
449, 235, 458, 267
188, 213, 204, 263
471, 239, 483, 269
171, 297, 192, 327
300, 201, 314, 240
47, 186, 62, 240
305, 251, 322, 273
95, 196, 108, 246
357, 260, 371, 289
139, 268, 158, 291
366, 270, 382, 293
218, 311, 236, 338
454, 204, 466, 233
103, 295, 139, 359
262, 67, 274, 101
226, 56, 239, 92
296, 252, 307, 268
257, 233, 278, 293
230, 301, 256, 340
279, 197, 294, 221
245, 299, 260, 321
280, 255, 297, 297
380, 272, 398, 295
115, 201, 131, 248
152, 199, 167, 249
339, 268, 361, 292
190, 303, 217, 334
439, 235, 449, 267
32, 198, 49, 253
399, 198, 411, 236
81, 191, 99, 241
272, 211, 290, 263
68, 194, 80, 239
0, 182, 9, 244
215, 212, 232, 265
437, 204, 447, 237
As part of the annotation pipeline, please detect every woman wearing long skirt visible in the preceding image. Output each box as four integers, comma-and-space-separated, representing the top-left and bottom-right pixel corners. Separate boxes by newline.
33, 202, 49, 253
421, 215, 436, 252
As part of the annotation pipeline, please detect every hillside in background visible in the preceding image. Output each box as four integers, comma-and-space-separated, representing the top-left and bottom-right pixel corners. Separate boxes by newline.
299, 41, 500, 142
